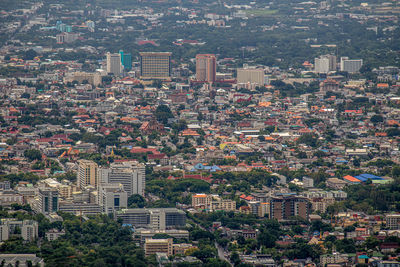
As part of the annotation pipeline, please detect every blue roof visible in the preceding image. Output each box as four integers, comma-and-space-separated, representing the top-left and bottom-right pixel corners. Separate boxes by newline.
359, 173, 383, 180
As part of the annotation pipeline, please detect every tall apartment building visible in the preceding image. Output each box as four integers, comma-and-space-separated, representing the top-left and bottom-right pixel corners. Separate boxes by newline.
196, 54, 216, 83
35, 188, 59, 214
106, 52, 122, 76
340, 57, 363, 73
139, 52, 171, 80
77, 160, 98, 189
270, 195, 310, 221
237, 67, 265, 85
115, 208, 186, 230
99, 161, 145, 196
314, 54, 337, 73
145, 238, 173, 256
98, 183, 128, 214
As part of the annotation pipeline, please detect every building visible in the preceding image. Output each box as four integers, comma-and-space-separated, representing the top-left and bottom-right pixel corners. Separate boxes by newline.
302, 177, 314, 188
63, 72, 102, 86
0, 219, 38, 242
115, 208, 186, 230
119, 50, 132, 71
237, 67, 265, 85
56, 32, 79, 43
98, 183, 128, 214
0, 254, 44, 267
45, 229, 65, 241
314, 54, 336, 73
134, 229, 189, 245
145, 238, 173, 256
106, 52, 122, 76
58, 202, 101, 215
386, 214, 400, 230
340, 57, 363, 73
195, 54, 216, 83
192, 194, 236, 211
192, 193, 212, 208
35, 188, 59, 214
99, 161, 145, 196
0, 191, 24, 206
270, 195, 311, 221
77, 160, 98, 189
139, 52, 171, 80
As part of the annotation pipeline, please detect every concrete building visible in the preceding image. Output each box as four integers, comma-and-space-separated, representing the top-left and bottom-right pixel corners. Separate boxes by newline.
106, 52, 122, 76
58, 202, 101, 215
340, 57, 363, 73
237, 67, 265, 85
134, 229, 189, 245
45, 229, 65, 241
77, 160, 98, 190
0, 219, 38, 242
314, 54, 336, 73
63, 72, 102, 86
0, 254, 44, 267
196, 54, 216, 83
98, 183, 128, 214
139, 52, 171, 80
270, 195, 311, 221
115, 208, 186, 230
145, 238, 173, 256
386, 214, 400, 230
35, 188, 59, 214
99, 161, 145, 196
192, 193, 236, 211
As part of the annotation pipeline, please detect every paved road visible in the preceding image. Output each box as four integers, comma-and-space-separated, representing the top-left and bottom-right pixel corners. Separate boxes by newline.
215, 241, 232, 266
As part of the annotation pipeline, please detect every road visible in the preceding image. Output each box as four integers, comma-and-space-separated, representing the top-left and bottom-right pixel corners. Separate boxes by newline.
215, 241, 232, 266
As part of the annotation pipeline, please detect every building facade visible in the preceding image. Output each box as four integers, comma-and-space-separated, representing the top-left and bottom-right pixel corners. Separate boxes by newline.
106, 52, 122, 76
196, 54, 216, 83
77, 160, 98, 189
139, 52, 171, 80
99, 161, 145, 196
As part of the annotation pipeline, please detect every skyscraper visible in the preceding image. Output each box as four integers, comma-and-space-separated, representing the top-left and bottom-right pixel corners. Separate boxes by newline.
106, 52, 122, 76
99, 161, 145, 196
196, 54, 216, 83
120, 50, 132, 71
77, 159, 98, 189
139, 52, 171, 80
314, 54, 337, 73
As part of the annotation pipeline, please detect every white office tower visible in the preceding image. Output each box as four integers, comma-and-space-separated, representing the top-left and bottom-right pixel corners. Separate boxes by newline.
340, 57, 363, 73
98, 183, 128, 214
106, 52, 122, 76
314, 54, 336, 73
99, 162, 145, 196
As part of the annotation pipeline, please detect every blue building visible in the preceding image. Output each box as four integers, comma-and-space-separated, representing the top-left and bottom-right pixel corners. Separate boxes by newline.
119, 50, 132, 71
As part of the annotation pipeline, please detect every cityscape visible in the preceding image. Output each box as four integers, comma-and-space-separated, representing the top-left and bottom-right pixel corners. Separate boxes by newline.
0, 0, 400, 266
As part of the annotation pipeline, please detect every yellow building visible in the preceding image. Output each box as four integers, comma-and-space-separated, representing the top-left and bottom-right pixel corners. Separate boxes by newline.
145, 238, 173, 256
139, 52, 171, 80
77, 160, 98, 189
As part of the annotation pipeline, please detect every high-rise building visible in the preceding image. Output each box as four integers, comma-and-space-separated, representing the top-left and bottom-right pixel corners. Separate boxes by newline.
340, 57, 363, 73
77, 160, 98, 189
196, 54, 216, 83
270, 195, 310, 221
314, 54, 337, 73
237, 67, 265, 85
36, 188, 59, 214
98, 183, 128, 214
99, 162, 145, 196
106, 52, 122, 76
119, 50, 132, 71
139, 52, 171, 80
386, 214, 400, 230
